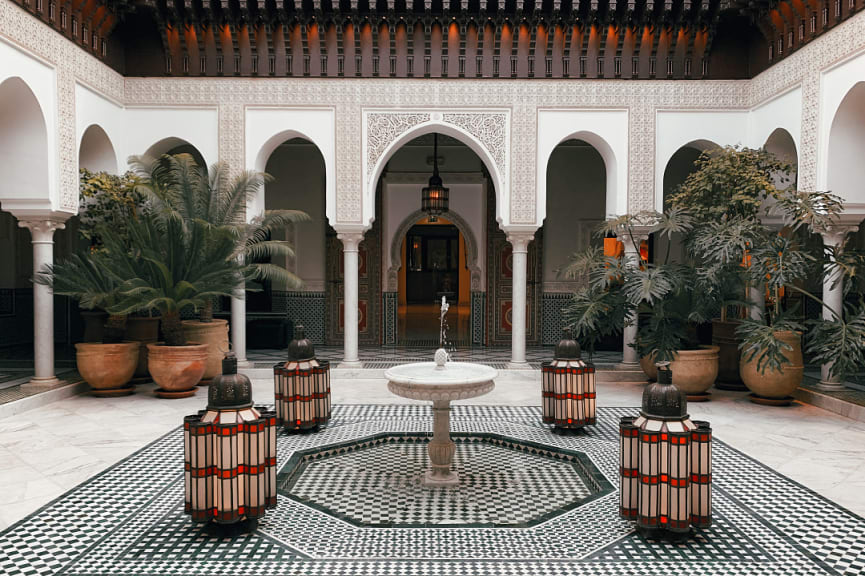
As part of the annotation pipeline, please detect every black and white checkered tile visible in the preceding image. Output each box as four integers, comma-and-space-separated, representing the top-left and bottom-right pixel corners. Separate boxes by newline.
1, 406, 864, 576
282, 436, 597, 527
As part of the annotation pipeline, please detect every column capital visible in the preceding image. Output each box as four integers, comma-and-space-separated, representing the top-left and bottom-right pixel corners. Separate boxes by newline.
505, 231, 534, 253
820, 224, 859, 248
337, 231, 365, 250
18, 218, 66, 243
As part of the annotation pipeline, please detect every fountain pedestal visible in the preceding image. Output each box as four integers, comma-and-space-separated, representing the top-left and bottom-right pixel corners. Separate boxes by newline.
386, 353, 497, 487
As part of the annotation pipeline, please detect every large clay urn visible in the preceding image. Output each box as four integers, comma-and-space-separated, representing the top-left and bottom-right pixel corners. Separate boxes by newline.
712, 319, 746, 391
640, 345, 720, 401
740, 330, 803, 406
182, 319, 229, 385
146, 342, 208, 398
75, 342, 139, 397
125, 317, 160, 381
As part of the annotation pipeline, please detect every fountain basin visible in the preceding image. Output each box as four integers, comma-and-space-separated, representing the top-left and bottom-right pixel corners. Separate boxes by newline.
386, 360, 497, 487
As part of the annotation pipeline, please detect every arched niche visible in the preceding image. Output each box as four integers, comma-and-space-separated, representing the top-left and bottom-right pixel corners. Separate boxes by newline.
143, 137, 207, 168
0, 77, 49, 203
261, 136, 327, 294
763, 127, 798, 189
367, 121, 504, 229
828, 82, 865, 203
79, 124, 119, 174
387, 208, 481, 293
663, 139, 721, 203
542, 138, 607, 287
543, 131, 616, 219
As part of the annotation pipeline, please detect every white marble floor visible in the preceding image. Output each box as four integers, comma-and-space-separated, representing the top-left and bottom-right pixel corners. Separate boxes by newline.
0, 372, 864, 532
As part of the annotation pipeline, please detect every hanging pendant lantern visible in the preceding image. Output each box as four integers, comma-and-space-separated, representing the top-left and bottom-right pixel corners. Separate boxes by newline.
421, 133, 449, 222
619, 362, 712, 538
541, 328, 596, 428
183, 352, 278, 530
274, 325, 331, 431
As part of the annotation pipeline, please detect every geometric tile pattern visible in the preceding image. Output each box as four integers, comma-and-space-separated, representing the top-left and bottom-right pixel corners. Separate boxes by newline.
2, 406, 865, 575
280, 435, 605, 527
542, 292, 573, 345
471, 291, 485, 346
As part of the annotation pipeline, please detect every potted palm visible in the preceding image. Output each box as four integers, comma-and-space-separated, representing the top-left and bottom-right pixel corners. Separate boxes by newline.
99, 209, 245, 398
37, 252, 138, 396
129, 153, 309, 383
565, 209, 721, 400
668, 145, 796, 391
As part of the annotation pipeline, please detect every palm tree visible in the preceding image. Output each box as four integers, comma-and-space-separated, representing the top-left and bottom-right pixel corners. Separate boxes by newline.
129, 153, 310, 321
36, 251, 128, 343
99, 211, 245, 346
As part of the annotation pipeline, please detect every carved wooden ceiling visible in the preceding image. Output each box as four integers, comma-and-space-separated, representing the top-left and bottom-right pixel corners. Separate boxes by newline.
10, 0, 865, 78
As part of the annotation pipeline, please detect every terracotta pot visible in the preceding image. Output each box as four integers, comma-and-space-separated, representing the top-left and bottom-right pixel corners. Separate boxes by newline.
146, 342, 208, 398
740, 330, 803, 404
712, 319, 746, 390
81, 310, 108, 343
125, 317, 160, 380
640, 354, 658, 381
182, 319, 229, 384
75, 342, 139, 396
640, 346, 720, 399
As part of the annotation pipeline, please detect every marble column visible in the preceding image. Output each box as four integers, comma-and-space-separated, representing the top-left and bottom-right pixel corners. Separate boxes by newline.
231, 294, 247, 366
506, 232, 534, 368
818, 225, 858, 391
19, 218, 66, 386
338, 232, 364, 368
622, 231, 649, 366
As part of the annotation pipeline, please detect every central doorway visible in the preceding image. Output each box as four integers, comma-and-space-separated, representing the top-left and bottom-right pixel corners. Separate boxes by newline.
398, 217, 470, 344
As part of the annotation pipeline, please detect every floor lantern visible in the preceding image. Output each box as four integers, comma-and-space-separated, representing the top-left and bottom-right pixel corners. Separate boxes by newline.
541, 328, 596, 429
183, 352, 278, 532
274, 325, 331, 431
619, 362, 712, 538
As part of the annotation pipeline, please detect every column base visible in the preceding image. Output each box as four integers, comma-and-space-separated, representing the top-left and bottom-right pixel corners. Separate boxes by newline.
236, 359, 252, 369
616, 361, 640, 370
506, 361, 532, 370
22, 376, 62, 390
338, 360, 363, 369
816, 380, 847, 392
423, 469, 459, 487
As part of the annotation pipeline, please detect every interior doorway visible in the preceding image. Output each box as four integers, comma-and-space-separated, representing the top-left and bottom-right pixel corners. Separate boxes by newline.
398, 217, 470, 344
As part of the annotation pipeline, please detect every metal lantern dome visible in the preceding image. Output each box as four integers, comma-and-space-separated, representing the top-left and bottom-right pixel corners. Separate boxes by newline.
541, 328, 596, 429
421, 133, 449, 222
274, 325, 331, 431
183, 352, 278, 529
619, 362, 712, 537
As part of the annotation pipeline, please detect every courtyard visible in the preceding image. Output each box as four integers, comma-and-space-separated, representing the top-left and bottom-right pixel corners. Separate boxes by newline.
4, 0, 865, 573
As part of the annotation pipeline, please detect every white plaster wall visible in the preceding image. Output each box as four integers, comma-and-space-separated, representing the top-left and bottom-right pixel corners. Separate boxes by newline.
246, 107, 335, 223
820, 48, 865, 204
747, 86, 802, 158
654, 110, 749, 212
381, 175, 486, 288
536, 108, 628, 220
0, 37, 59, 212
75, 83, 124, 174
123, 107, 218, 173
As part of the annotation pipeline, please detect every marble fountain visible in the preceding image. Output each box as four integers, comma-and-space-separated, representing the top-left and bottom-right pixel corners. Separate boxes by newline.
385, 298, 497, 486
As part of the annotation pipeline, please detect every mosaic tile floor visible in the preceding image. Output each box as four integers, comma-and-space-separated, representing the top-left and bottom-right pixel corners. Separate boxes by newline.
2, 405, 865, 576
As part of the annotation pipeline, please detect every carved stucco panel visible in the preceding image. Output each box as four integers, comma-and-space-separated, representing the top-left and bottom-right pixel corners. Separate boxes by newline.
218, 103, 245, 181
366, 112, 431, 175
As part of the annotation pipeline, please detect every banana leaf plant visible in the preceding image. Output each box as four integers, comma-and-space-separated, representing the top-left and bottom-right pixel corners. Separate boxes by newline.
128, 153, 310, 322
563, 208, 721, 362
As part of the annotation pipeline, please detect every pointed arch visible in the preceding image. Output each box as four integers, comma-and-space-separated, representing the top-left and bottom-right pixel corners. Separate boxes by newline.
0, 77, 50, 206
79, 124, 119, 174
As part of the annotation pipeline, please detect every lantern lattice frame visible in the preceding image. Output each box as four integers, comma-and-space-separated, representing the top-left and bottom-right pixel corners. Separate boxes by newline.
619, 365, 713, 536
274, 358, 332, 431
183, 405, 278, 525
541, 328, 596, 429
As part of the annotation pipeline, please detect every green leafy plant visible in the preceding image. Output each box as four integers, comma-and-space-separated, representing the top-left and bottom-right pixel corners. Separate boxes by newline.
128, 154, 310, 322
78, 168, 144, 250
